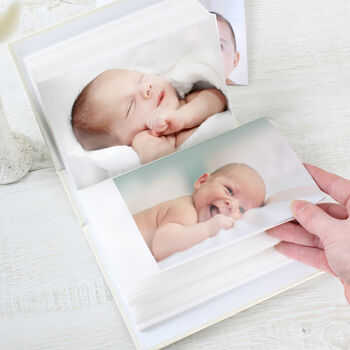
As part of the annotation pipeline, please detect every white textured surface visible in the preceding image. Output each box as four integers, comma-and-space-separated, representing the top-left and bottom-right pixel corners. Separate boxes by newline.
1, 1, 350, 349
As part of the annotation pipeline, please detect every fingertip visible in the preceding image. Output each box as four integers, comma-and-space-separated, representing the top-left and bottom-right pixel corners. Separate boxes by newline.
266, 226, 278, 236
274, 241, 291, 255
228, 218, 235, 227
291, 200, 309, 215
274, 242, 283, 252
303, 163, 315, 171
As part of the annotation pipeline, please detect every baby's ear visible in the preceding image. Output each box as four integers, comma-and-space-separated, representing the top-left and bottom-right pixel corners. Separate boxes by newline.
233, 51, 240, 69
194, 173, 210, 190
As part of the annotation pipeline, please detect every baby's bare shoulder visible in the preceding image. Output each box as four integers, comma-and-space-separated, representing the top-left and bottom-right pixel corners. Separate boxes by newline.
158, 196, 197, 226
184, 90, 201, 103
185, 88, 223, 102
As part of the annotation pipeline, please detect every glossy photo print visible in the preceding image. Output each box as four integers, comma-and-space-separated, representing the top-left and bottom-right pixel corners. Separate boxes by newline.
29, 1, 236, 189
97, 0, 249, 85
114, 118, 323, 269
200, 0, 248, 85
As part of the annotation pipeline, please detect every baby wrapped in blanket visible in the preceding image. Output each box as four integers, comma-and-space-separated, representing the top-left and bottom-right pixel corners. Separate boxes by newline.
71, 68, 227, 164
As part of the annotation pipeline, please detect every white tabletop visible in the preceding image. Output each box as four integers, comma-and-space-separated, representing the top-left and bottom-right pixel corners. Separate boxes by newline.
1, 1, 350, 349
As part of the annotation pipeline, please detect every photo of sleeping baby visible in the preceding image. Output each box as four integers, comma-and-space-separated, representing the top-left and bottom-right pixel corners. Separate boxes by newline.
71, 69, 227, 163
114, 118, 324, 269
33, 6, 237, 189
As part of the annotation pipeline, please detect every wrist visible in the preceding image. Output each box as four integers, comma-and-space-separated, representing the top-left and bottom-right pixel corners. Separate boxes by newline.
171, 109, 185, 129
202, 220, 214, 238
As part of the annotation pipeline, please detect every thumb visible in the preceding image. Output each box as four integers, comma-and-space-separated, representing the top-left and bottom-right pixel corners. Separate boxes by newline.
291, 200, 337, 241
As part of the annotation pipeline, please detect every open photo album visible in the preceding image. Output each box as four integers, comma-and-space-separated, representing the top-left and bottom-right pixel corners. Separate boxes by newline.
96, 0, 249, 86
9, 0, 324, 349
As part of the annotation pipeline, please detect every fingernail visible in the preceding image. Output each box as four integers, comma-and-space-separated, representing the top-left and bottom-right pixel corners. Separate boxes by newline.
291, 200, 308, 214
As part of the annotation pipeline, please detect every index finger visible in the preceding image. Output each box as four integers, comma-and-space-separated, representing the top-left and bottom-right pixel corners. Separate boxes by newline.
305, 163, 350, 206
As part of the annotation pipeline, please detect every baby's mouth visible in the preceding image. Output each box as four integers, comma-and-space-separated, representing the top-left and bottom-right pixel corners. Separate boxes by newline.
157, 90, 166, 107
210, 204, 220, 217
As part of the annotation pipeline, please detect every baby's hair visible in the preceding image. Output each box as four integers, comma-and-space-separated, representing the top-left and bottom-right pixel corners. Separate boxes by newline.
71, 73, 110, 150
210, 163, 266, 205
211, 163, 251, 177
71, 81, 93, 129
210, 11, 237, 52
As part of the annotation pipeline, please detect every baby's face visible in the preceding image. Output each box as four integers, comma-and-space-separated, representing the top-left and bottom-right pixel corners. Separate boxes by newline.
193, 165, 265, 223
90, 69, 180, 146
217, 20, 239, 79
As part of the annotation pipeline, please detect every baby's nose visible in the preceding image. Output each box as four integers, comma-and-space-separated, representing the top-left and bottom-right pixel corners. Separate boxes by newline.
224, 199, 235, 210
141, 84, 152, 99
224, 199, 241, 218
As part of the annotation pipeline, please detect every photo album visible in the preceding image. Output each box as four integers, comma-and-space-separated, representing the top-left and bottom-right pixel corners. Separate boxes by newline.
96, 0, 249, 85
9, 0, 324, 349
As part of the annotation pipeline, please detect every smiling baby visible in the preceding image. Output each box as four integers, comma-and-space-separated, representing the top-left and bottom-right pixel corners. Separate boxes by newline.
133, 163, 266, 261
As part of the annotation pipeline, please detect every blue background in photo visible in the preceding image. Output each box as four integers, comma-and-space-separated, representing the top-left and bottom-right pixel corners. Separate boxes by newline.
114, 118, 265, 208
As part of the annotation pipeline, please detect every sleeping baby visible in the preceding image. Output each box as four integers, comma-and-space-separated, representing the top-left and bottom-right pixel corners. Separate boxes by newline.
133, 163, 266, 261
71, 69, 227, 164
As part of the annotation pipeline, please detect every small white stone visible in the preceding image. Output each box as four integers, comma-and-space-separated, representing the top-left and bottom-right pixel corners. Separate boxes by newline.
0, 95, 34, 184
0, 132, 34, 184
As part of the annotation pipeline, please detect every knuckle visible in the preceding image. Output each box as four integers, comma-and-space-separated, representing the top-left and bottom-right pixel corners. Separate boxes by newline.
311, 234, 323, 248
313, 249, 327, 270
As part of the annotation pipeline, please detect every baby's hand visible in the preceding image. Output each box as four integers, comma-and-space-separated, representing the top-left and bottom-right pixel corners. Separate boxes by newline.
147, 108, 184, 136
206, 214, 235, 237
132, 130, 176, 164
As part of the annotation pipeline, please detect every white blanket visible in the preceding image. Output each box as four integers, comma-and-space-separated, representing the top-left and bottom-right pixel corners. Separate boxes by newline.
158, 184, 324, 269
36, 12, 237, 189
88, 46, 236, 178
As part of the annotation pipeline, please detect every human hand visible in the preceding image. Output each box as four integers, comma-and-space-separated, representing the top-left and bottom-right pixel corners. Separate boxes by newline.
132, 130, 176, 164
146, 108, 184, 136
207, 214, 235, 237
267, 164, 350, 303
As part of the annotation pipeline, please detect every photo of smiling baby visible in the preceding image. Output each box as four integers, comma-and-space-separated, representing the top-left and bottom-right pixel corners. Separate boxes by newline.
133, 163, 265, 261
114, 118, 324, 268
71, 69, 227, 164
